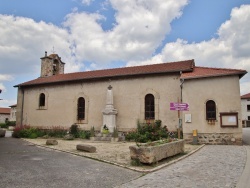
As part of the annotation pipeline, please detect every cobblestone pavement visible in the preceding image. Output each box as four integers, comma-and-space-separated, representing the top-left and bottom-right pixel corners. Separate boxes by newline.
117, 145, 247, 188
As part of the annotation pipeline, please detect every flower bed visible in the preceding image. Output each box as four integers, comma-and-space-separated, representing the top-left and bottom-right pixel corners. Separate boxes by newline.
129, 139, 184, 164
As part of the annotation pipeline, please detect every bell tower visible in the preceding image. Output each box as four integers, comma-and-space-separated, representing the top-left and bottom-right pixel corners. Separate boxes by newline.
40, 51, 65, 77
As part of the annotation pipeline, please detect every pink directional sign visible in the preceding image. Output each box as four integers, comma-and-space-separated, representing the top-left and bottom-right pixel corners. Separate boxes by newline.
170, 102, 189, 111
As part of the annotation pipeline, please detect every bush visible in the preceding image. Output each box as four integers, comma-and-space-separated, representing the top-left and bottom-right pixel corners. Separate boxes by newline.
125, 120, 169, 143
0, 123, 8, 129
6, 121, 16, 127
69, 124, 79, 138
78, 130, 91, 139
45, 126, 67, 138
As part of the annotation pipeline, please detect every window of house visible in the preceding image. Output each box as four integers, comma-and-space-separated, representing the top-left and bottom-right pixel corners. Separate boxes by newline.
145, 94, 155, 120
39, 93, 45, 107
206, 100, 216, 120
77, 97, 85, 120
247, 105, 250, 111
248, 116, 250, 121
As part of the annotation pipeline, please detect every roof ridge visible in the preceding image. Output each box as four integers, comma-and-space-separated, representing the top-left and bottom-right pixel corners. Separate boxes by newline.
195, 66, 246, 72
64, 59, 194, 75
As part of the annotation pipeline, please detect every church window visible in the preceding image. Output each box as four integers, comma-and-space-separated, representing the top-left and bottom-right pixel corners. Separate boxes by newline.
206, 100, 216, 120
77, 97, 85, 120
145, 94, 155, 120
39, 93, 45, 107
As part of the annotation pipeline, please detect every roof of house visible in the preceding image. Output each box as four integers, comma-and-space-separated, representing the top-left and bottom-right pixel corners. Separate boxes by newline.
241, 93, 250, 99
14, 57, 247, 87
0, 108, 11, 114
15, 59, 195, 87
180, 66, 247, 80
9, 104, 17, 108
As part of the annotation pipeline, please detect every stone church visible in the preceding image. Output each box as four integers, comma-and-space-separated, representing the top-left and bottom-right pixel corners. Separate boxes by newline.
15, 52, 247, 145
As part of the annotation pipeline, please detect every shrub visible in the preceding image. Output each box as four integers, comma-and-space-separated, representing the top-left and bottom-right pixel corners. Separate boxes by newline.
0, 123, 8, 129
46, 127, 67, 138
69, 124, 79, 138
125, 120, 169, 143
125, 129, 137, 141
6, 121, 16, 127
12, 126, 25, 138
78, 130, 91, 139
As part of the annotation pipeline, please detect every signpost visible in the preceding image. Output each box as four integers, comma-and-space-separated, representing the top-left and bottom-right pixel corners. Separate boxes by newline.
170, 102, 189, 111
170, 102, 189, 139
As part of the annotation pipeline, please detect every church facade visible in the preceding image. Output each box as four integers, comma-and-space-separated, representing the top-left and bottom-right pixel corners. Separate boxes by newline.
15, 53, 247, 145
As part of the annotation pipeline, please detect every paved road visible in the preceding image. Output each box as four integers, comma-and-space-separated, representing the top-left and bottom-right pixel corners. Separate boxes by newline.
2, 130, 249, 188
242, 128, 250, 145
0, 138, 142, 188
117, 145, 246, 188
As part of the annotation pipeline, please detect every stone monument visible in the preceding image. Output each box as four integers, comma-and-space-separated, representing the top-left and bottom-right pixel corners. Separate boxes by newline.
102, 85, 118, 133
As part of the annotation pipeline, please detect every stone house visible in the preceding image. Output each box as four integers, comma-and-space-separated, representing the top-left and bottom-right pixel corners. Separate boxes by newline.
9, 104, 17, 122
241, 93, 250, 127
0, 107, 10, 123
14, 53, 247, 145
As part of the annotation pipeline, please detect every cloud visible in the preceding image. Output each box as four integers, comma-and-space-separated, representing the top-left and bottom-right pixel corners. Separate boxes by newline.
63, 0, 188, 65
81, 0, 94, 6
0, 74, 13, 92
0, 74, 13, 81
0, 15, 81, 75
126, 5, 250, 94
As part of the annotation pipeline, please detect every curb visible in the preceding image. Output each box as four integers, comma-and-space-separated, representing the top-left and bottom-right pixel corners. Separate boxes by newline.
236, 145, 250, 188
22, 138, 205, 173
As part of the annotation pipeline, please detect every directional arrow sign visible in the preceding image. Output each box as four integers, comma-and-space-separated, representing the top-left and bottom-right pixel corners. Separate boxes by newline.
170, 102, 189, 111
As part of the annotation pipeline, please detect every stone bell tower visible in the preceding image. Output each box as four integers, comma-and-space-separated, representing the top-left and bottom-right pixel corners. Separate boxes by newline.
40, 51, 65, 77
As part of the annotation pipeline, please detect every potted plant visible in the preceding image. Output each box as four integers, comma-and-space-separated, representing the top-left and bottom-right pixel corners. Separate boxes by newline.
102, 125, 109, 137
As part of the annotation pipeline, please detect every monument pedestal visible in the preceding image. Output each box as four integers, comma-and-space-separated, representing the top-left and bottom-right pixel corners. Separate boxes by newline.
102, 85, 118, 133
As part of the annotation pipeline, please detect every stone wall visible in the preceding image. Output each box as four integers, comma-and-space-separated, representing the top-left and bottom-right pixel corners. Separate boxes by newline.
184, 133, 242, 145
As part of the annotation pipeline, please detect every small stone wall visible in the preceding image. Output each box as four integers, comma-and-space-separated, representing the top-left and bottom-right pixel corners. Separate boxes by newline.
90, 133, 125, 142
184, 133, 242, 145
129, 140, 184, 164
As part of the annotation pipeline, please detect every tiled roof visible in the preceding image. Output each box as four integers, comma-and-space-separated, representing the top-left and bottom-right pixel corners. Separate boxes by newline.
181, 66, 247, 80
0, 108, 11, 114
241, 93, 250, 99
15, 60, 194, 87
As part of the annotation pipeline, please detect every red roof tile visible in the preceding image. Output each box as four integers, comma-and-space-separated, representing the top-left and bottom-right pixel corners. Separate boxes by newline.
181, 66, 247, 80
15, 60, 194, 87
241, 93, 250, 99
0, 108, 11, 114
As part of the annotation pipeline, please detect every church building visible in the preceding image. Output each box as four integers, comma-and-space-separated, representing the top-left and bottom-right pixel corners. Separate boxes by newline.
15, 52, 247, 145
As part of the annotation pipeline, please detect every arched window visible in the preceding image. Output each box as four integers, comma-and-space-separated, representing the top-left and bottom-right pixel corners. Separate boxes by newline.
145, 94, 155, 120
206, 100, 216, 120
39, 93, 45, 107
77, 97, 85, 120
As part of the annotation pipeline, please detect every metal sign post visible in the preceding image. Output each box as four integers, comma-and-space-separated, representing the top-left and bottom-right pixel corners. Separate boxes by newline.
170, 101, 189, 139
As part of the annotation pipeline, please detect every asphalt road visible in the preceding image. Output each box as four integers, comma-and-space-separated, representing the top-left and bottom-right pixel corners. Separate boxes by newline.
0, 138, 142, 188
243, 128, 250, 145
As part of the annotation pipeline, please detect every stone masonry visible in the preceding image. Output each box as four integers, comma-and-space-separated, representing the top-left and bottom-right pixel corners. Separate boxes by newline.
184, 133, 242, 145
